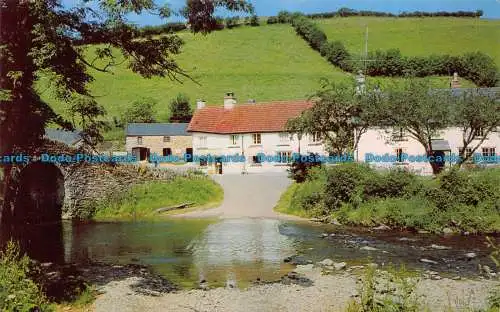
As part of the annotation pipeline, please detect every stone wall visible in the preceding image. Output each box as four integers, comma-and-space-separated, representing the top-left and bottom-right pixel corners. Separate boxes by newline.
126, 135, 192, 158
6, 140, 189, 221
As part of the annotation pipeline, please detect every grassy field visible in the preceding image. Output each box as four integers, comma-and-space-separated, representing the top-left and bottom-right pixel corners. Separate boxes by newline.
93, 177, 223, 220
316, 17, 500, 66
37, 18, 497, 146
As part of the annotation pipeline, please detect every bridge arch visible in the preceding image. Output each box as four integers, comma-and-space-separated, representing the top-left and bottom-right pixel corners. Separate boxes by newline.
13, 162, 65, 225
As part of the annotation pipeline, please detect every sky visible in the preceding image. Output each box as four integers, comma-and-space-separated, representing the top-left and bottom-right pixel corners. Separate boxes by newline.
63, 0, 500, 25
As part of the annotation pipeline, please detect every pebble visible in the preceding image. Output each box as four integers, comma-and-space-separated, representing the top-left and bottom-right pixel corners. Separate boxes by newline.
318, 259, 334, 267
360, 246, 378, 251
429, 244, 451, 250
373, 224, 391, 231
465, 252, 477, 259
420, 258, 439, 265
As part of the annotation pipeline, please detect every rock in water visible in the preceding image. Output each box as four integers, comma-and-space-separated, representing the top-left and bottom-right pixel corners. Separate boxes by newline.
373, 224, 391, 231
294, 264, 314, 274
318, 259, 334, 267
333, 262, 347, 271
465, 252, 477, 259
429, 244, 451, 250
360, 246, 378, 251
420, 258, 439, 265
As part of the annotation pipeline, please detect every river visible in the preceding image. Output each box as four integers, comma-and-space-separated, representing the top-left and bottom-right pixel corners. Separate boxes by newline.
2, 218, 496, 289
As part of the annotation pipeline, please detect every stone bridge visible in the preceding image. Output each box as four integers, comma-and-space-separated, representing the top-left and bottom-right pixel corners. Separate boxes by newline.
1, 140, 177, 226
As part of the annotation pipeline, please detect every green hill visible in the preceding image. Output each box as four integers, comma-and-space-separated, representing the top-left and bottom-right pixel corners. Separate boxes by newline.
316, 17, 500, 66
40, 17, 498, 147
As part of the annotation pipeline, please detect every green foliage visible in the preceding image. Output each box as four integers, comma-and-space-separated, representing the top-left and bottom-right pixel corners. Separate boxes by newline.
348, 266, 420, 312
288, 153, 323, 183
93, 177, 224, 220
281, 163, 500, 233
169, 93, 193, 122
292, 16, 328, 51
0, 241, 53, 312
320, 40, 352, 71
68, 94, 110, 147
138, 23, 188, 36
122, 97, 157, 124
267, 16, 278, 24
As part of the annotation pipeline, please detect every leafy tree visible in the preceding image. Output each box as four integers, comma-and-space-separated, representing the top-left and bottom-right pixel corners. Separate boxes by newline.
169, 93, 193, 122
377, 80, 454, 174
122, 97, 158, 123
250, 14, 259, 26
68, 95, 110, 148
0, 0, 253, 220
287, 80, 379, 156
451, 89, 500, 165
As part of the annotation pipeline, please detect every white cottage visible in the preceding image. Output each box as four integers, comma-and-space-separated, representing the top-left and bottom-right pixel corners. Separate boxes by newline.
187, 93, 328, 174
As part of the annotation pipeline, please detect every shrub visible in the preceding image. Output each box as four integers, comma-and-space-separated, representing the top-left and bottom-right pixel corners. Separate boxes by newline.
320, 40, 351, 70
288, 153, 322, 183
292, 17, 327, 51
0, 241, 53, 312
267, 16, 278, 24
324, 164, 374, 210
250, 15, 259, 26
122, 97, 157, 123
461, 51, 499, 87
277, 10, 292, 23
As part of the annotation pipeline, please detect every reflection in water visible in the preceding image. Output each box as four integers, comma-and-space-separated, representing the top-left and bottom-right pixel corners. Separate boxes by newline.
1, 218, 496, 289
0, 222, 65, 263
188, 219, 297, 285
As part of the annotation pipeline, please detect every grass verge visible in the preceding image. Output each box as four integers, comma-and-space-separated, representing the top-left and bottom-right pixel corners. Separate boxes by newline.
93, 177, 223, 220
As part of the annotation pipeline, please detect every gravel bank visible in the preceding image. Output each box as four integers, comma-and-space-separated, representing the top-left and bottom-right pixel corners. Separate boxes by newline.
93, 268, 497, 312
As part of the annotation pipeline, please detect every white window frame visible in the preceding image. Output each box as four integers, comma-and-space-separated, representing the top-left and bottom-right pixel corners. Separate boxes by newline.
277, 151, 292, 163
198, 136, 208, 148
311, 132, 322, 143
137, 136, 143, 145
252, 133, 262, 145
230, 135, 239, 146
279, 132, 290, 143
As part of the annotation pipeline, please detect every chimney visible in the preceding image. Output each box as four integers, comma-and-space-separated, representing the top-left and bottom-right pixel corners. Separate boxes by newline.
196, 99, 206, 109
451, 72, 461, 89
224, 92, 236, 109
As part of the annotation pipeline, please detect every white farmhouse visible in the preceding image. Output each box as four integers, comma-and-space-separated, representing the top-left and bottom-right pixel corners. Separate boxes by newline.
187, 93, 328, 174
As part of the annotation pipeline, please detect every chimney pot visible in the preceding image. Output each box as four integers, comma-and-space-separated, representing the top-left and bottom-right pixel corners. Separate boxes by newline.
196, 99, 206, 109
224, 92, 236, 109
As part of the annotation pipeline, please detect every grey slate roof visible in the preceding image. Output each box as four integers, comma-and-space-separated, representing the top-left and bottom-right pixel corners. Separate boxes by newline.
44, 129, 83, 146
126, 123, 190, 136
431, 139, 451, 151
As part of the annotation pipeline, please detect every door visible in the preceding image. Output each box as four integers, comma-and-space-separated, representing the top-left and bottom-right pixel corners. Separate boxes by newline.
186, 148, 193, 162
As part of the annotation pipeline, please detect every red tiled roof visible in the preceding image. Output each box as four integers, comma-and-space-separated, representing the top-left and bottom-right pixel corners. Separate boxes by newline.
187, 100, 313, 134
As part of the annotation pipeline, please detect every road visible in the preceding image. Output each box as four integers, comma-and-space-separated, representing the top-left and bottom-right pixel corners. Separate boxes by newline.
173, 172, 304, 220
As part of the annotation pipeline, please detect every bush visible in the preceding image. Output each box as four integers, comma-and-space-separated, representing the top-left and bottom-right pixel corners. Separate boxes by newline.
292, 17, 327, 51
461, 52, 499, 87
250, 15, 259, 26
0, 241, 53, 312
122, 97, 157, 123
267, 16, 278, 24
324, 164, 374, 211
288, 153, 323, 183
320, 40, 351, 71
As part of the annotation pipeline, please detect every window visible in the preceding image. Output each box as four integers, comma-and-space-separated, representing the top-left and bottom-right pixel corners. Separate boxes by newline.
230, 135, 239, 145
163, 136, 171, 143
392, 127, 406, 141
198, 136, 207, 148
459, 147, 473, 159
311, 132, 322, 143
163, 148, 172, 156
482, 147, 496, 157
277, 151, 292, 163
279, 133, 290, 143
252, 133, 262, 145
137, 136, 143, 145
482, 147, 496, 163
474, 128, 485, 138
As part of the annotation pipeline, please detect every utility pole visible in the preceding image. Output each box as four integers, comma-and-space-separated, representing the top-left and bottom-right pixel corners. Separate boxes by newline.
364, 25, 369, 74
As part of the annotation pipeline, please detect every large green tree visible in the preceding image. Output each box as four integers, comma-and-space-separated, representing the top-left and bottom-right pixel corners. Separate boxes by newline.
286, 79, 380, 156
0, 0, 253, 222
